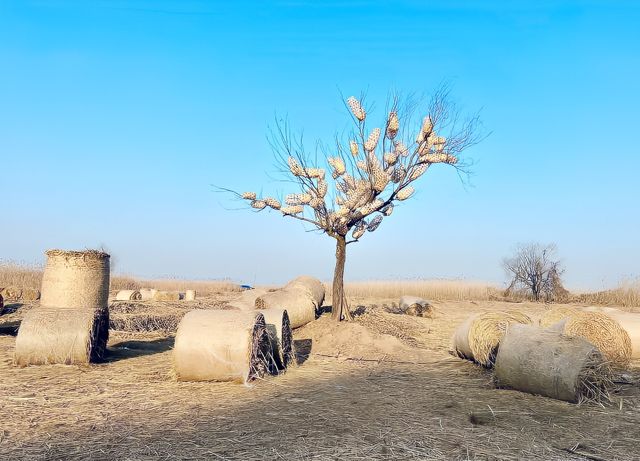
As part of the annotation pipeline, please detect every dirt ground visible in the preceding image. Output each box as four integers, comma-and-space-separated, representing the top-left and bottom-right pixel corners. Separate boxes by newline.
0, 295, 639, 460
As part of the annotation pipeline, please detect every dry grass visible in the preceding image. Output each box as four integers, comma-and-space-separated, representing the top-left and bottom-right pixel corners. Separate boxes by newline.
574, 279, 640, 309
0, 262, 42, 290
341, 279, 499, 301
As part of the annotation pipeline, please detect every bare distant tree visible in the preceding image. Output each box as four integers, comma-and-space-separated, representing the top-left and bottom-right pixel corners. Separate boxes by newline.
503, 243, 566, 302
226, 88, 481, 321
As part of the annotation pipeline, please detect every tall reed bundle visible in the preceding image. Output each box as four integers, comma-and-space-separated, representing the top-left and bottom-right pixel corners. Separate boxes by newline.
14, 249, 111, 366
115, 290, 142, 301
495, 324, 612, 403
539, 306, 580, 328
173, 310, 272, 383
153, 291, 181, 301
552, 312, 632, 367
40, 250, 110, 310
184, 290, 196, 301
453, 311, 532, 367
257, 308, 295, 372
255, 289, 316, 328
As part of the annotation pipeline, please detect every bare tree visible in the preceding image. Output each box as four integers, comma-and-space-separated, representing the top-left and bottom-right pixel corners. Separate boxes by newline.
227, 88, 481, 321
503, 243, 566, 302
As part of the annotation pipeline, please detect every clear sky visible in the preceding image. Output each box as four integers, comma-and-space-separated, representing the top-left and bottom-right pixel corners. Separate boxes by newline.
1, 1, 639, 290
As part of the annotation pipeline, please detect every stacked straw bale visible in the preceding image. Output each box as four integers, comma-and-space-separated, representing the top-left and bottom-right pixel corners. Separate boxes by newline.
174, 310, 272, 383
184, 290, 196, 301
495, 324, 612, 403
258, 308, 295, 372
453, 311, 532, 367
14, 250, 110, 366
399, 295, 433, 318
1, 286, 22, 301
550, 312, 632, 367
115, 290, 142, 301
255, 276, 325, 329
153, 291, 181, 301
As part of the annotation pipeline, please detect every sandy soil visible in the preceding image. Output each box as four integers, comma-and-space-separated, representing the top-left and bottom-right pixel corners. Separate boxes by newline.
0, 296, 638, 460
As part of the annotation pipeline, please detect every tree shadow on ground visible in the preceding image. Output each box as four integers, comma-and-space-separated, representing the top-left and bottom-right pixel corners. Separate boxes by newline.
107, 337, 175, 362
0, 321, 20, 336
1, 302, 24, 316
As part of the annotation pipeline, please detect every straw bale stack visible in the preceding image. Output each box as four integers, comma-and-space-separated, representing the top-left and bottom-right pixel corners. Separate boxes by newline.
495, 324, 612, 403
539, 306, 580, 328
550, 312, 632, 367
153, 291, 181, 301
174, 310, 272, 383
185, 290, 196, 301
115, 290, 142, 301
258, 308, 295, 372
452, 311, 532, 367
14, 249, 111, 366
398, 295, 433, 318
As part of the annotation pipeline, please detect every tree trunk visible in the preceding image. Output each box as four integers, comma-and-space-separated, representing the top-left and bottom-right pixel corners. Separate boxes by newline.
331, 234, 352, 321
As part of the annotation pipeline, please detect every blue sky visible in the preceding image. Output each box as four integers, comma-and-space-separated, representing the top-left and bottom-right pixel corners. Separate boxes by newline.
1, 1, 639, 290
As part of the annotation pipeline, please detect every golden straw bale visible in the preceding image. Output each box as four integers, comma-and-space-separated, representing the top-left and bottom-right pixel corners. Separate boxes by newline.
539, 306, 580, 328
603, 311, 640, 359
284, 276, 325, 309
557, 312, 632, 367
452, 314, 478, 360
21, 287, 41, 301
495, 324, 612, 404
398, 295, 433, 318
153, 291, 181, 301
184, 290, 196, 301
115, 290, 142, 301
41, 249, 110, 310
139, 288, 157, 300
14, 306, 109, 366
173, 310, 272, 383
1, 286, 22, 301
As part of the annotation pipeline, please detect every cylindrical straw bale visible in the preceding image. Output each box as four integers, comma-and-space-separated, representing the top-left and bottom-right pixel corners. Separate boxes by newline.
255, 289, 316, 328
21, 288, 41, 301
14, 306, 109, 366
174, 310, 272, 383
285, 276, 325, 308
139, 288, 156, 300
115, 290, 142, 301
495, 324, 612, 403
539, 306, 580, 328
602, 312, 640, 359
399, 295, 433, 318
469, 311, 532, 367
452, 314, 478, 360
258, 308, 295, 372
153, 291, 181, 301
554, 312, 632, 367
185, 290, 196, 301
40, 250, 110, 310
1, 286, 22, 301
227, 288, 269, 311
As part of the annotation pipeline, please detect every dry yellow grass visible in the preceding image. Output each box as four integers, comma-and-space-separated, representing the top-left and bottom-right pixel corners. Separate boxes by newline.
341, 279, 498, 301
0, 262, 42, 289
574, 279, 640, 309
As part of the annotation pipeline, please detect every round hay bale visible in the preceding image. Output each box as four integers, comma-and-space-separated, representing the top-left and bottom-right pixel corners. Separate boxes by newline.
539, 306, 580, 328
285, 276, 325, 308
495, 323, 612, 403
469, 311, 532, 367
227, 288, 269, 311
153, 291, 181, 301
184, 290, 196, 301
255, 288, 316, 328
21, 288, 41, 301
40, 250, 110, 310
258, 308, 295, 372
14, 306, 109, 366
174, 310, 272, 383
115, 290, 142, 301
558, 312, 632, 367
451, 314, 479, 360
603, 312, 640, 359
399, 295, 433, 318
139, 288, 156, 300
1, 286, 23, 301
